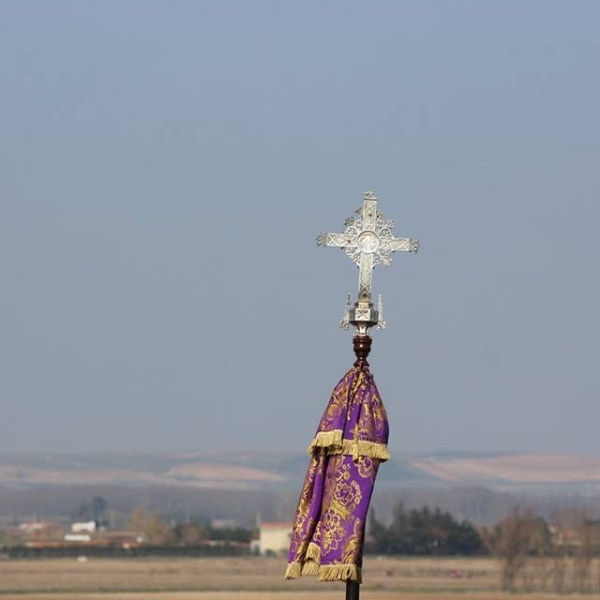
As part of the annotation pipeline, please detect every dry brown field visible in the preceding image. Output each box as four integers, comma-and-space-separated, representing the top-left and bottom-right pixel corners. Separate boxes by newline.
0, 556, 599, 600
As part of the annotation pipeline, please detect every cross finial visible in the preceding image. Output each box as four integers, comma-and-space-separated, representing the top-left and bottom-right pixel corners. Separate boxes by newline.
317, 191, 419, 335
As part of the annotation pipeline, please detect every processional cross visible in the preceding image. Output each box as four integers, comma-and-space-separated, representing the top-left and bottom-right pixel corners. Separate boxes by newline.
317, 191, 419, 336
286, 190, 419, 600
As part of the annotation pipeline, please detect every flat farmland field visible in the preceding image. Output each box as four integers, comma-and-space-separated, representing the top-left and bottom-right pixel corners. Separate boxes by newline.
0, 556, 599, 600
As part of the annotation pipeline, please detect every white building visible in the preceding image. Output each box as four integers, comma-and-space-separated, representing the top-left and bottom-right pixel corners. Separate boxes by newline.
71, 521, 96, 533
258, 522, 291, 557
64, 533, 91, 542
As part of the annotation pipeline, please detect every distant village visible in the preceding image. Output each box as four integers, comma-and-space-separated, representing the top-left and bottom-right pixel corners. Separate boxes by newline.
7, 516, 292, 558
0, 495, 292, 558
2, 495, 600, 571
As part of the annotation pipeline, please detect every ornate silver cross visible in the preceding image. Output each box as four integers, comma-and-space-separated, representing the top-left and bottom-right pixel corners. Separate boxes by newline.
317, 191, 419, 335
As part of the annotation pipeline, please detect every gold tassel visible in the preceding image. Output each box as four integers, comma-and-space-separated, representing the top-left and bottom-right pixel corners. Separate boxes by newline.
285, 562, 302, 580
305, 542, 321, 562
301, 561, 319, 576
307, 429, 343, 454
317, 564, 362, 583
338, 439, 390, 461
314, 437, 389, 460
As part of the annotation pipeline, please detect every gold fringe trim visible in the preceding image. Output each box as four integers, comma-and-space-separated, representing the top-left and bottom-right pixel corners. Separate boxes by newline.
340, 438, 390, 462
307, 431, 389, 462
305, 542, 321, 562
286, 542, 361, 583
285, 562, 302, 580
286, 561, 362, 583
307, 429, 343, 454
301, 561, 319, 576
318, 564, 362, 583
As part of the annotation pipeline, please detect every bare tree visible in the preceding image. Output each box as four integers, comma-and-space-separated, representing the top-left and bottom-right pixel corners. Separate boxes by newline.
128, 508, 174, 545
572, 509, 592, 594
487, 507, 544, 592
548, 510, 569, 594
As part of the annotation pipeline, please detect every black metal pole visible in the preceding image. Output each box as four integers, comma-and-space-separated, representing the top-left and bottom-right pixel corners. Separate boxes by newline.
346, 581, 360, 600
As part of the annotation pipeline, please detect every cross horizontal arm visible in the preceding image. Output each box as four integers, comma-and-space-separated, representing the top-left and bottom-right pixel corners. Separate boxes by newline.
383, 237, 420, 253
316, 233, 357, 248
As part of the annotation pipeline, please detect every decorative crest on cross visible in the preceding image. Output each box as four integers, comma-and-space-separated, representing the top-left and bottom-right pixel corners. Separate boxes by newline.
317, 191, 419, 335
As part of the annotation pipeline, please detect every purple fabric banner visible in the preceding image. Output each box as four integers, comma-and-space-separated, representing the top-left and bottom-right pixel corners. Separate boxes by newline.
285, 363, 389, 583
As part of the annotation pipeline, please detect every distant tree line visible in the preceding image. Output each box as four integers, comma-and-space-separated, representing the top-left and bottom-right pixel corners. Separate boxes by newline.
128, 509, 253, 545
484, 506, 600, 594
367, 503, 484, 556
368, 502, 600, 593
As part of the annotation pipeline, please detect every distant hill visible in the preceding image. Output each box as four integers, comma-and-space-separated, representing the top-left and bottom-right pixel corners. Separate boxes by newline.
412, 453, 600, 485
1, 451, 600, 527
1, 450, 600, 491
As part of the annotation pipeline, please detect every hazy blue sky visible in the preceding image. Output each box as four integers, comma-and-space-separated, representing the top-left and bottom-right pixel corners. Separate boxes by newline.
1, 1, 599, 455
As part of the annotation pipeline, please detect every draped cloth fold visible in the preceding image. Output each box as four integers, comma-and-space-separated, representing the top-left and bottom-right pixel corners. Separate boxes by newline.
285, 362, 389, 583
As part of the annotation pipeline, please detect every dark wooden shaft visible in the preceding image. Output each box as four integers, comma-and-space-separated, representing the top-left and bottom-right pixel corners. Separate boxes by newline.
348, 334, 369, 599
353, 335, 372, 367
346, 581, 360, 600
350, 335, 369, 598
